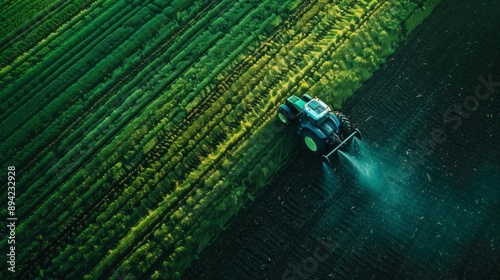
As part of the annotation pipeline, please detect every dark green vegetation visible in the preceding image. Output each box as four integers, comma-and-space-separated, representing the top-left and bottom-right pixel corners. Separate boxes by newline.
184, 0, 500, 279
0, 0, 440, 278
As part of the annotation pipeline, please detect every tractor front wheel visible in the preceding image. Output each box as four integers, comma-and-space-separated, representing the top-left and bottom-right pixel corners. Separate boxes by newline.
277, 104, 295, 125
302, 129, 327, 155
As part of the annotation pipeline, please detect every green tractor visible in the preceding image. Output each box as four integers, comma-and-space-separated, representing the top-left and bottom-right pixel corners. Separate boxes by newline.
277, 94, 361, 165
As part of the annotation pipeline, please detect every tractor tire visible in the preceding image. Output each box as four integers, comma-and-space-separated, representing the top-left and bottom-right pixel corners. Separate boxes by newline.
302, 129, 327, 155
301, 94, 313, 102
334, 111, 351, 139
277, 104, 295, 125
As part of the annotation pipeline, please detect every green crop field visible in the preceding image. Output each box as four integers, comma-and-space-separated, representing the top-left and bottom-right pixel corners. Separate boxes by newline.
0, 0, 440, 278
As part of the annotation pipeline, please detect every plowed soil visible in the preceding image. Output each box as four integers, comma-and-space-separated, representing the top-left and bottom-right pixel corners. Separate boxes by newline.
184, 0, 500, 279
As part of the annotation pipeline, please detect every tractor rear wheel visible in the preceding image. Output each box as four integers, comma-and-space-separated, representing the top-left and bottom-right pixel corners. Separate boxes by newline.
302, 129, 327, 155
277, 104, 295, 125
334, 111, 351, 139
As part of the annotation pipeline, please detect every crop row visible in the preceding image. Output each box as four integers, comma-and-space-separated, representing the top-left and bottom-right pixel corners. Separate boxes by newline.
2, 0, 209, 276
0, 0, 98, 68
151, 0, 439, 277
55, 2, 294, 278
15, 0, 240, 244
10, 0, 290, 276
19, 0, 300, 278
12, 1, 214, 219
85, 0, 401, 277
0, 0, 440, 278
0, 0, 109, 87
0, 1, 139, 140
18, 0, 372, 276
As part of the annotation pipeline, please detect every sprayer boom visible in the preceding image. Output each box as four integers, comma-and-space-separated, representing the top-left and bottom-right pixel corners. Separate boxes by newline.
322, 129, 362, 166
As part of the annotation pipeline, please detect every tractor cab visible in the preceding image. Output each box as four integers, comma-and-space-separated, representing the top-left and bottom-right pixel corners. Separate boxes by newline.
303, 99, 331, 126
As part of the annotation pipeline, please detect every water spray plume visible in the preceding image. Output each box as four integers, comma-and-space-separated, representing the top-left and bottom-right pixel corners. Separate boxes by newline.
351, 137, 361, 151
338, 145, 386, 192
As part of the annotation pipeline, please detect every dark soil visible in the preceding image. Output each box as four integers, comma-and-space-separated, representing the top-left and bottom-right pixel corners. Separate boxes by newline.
183, 0, 500, 279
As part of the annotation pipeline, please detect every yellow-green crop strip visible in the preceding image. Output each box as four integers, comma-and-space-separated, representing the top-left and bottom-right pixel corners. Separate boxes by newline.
0, 0, 440, 278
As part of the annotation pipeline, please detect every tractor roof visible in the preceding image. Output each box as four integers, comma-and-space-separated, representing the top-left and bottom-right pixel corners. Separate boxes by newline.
304, 99, 330, 120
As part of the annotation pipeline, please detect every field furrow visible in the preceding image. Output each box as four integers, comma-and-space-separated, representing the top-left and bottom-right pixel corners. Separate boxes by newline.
0, 0, 441, 278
